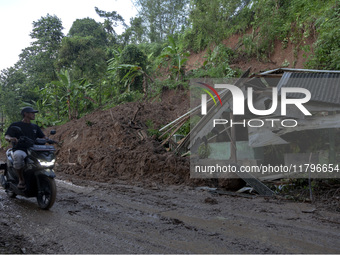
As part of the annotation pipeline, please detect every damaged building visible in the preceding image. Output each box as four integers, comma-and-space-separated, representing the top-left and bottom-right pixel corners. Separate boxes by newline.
161, 68, 340, 193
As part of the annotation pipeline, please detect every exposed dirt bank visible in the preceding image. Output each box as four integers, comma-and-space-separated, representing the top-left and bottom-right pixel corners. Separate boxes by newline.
186, 30, 315, 74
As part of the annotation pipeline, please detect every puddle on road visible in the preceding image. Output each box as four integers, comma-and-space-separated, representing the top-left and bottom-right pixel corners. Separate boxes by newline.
56, 179, 95, 193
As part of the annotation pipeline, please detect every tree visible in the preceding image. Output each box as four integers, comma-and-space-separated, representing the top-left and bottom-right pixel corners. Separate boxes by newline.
133, 0, 189, 42
0, 89, 21, 124
95, 7, 126, 44
30, 14, 64, 51
0, 67, 26, 92
17, 14, 64, 88
57, 18, 110, 106
0, 67, 27, 123
68, 18, 107, 47
120, 17, 146, 45
56, 36, 107, 84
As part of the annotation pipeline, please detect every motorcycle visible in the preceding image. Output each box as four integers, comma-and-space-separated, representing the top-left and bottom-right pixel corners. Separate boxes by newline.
0, 126, 58, 210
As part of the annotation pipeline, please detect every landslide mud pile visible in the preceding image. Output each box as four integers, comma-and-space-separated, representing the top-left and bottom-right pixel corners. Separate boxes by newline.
51, 88, 195, 185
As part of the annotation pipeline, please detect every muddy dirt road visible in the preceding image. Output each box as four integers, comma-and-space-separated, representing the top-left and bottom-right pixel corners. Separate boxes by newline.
1, 176, 340, 254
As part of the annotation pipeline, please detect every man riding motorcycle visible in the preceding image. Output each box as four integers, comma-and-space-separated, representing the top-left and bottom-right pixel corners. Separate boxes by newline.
5, 107, 46, 190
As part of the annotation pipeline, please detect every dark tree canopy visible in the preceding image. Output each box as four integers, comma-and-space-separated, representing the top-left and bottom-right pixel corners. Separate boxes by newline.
56, 36, 107, 83
69, 18, 107, 47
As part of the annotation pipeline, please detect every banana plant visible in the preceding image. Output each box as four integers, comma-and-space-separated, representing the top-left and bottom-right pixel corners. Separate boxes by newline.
47, 70, 96, 120
160, 36, 190, 81
119, 64, 154, 94
108, 50, 154, 95
107, 49, 123, 81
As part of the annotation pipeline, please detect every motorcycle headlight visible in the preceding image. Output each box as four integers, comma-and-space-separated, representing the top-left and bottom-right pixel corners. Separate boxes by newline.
38, 159, 55, 167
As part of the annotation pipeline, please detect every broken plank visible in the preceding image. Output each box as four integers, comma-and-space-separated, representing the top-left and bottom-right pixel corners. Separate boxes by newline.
159, 116, 190, 139
161, 117, 189, 146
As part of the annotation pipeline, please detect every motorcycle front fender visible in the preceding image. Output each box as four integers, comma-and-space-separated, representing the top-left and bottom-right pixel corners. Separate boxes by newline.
34, 168, 56, 178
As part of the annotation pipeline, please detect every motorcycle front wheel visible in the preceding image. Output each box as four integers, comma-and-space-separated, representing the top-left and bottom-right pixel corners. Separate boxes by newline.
6, 188, 17, 198
37, 176, 56, 210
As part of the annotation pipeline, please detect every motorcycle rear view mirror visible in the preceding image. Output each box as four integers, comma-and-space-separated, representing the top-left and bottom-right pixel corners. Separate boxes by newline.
50, 130, 56, 135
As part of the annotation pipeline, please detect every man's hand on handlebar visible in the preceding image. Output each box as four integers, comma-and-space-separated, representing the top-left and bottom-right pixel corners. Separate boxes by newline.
47, 139, 57, 144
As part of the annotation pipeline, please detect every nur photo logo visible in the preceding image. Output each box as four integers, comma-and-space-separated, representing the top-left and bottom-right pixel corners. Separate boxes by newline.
197, 81, 312, 128
199, 83, 311, 116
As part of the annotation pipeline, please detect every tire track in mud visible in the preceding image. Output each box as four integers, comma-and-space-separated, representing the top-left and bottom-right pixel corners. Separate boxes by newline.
1, 178, 340, 254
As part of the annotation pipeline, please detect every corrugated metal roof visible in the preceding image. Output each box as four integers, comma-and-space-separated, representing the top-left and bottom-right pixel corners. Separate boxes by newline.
277, 72, 340, 105
259, 68, 340, 75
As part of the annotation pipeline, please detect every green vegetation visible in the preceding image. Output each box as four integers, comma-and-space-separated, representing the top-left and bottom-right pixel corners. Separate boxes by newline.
159, 36, 190, 81
0, 0, 338, 133
192, 44, 236, 78
118, 44, 148, 92
305, 3, 340, 69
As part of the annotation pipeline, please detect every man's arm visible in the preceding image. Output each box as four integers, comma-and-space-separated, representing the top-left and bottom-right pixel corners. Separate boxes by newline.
36, 125, 46, 139
5, 134, 18, 143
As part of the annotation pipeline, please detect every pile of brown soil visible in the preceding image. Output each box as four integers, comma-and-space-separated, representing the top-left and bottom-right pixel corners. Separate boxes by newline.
50, 88, 199, 186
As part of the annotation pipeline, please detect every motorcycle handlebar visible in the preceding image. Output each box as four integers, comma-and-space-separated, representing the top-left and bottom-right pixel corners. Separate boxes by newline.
22, 137, 59, 145
47, 139, 58, 144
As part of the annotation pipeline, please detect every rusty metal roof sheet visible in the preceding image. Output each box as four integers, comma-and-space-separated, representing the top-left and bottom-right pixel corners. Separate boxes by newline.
277, 72, 340, 105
